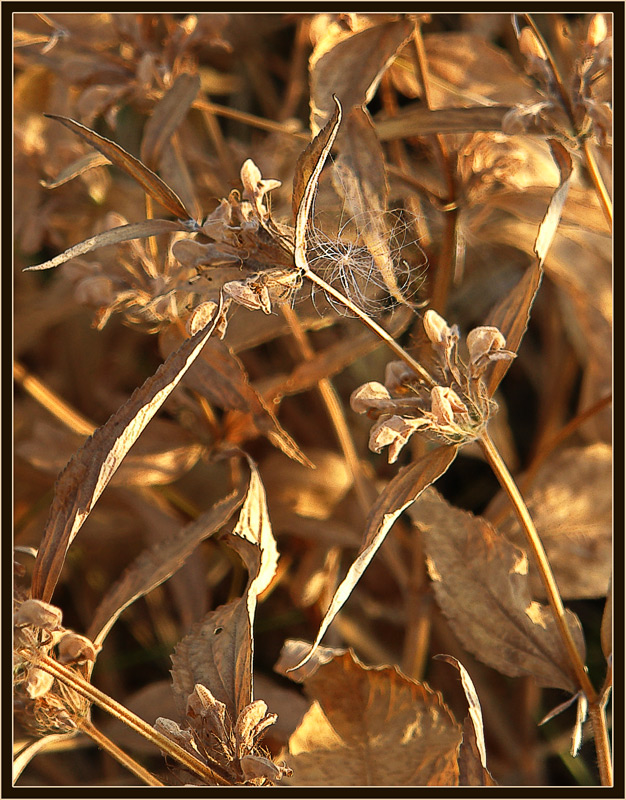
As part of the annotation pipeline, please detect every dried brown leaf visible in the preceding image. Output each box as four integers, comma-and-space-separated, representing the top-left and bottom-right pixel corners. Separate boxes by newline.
534, 139, 573, 266
485, 261, 543, 398
140, 72, 201, 170
44, 114, 193, 220
30, 300, 224, 603
285, 651, 461, 785
310, 17, 414, 135
23, 219, 188, 272
275, 639, 348, 683
375, 105, 513, 140
39, 151, 111, 188
292, 94, 342, 234
87, 487, 245, 647
488, 444, 612, 600
170, 461, 277, 721
290, 445, 457, 670
411, 489, 586, 692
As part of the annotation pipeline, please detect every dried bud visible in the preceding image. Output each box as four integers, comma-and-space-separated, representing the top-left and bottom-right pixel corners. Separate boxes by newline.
154, 717, 199, 756
423, 309, 452, 345
384, 361, 420, 394
15, 599, 63, 631
240, 159, 282, 222
56, 632, 98, 665
25, 667, 55, 699
369, 415, 429, 463
223, 278, 272, 314
235, 700, 275, 757
240, 754, 291, 783
466, 326, 506, 365
431, 386, 468, 426
350, 382, 393, 415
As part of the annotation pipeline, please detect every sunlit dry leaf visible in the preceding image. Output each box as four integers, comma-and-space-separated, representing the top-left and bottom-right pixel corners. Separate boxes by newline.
39, 151, 111, 188
290, 445, 457, 670
285, 651, 461, 785
171, 461, 277, 722
293, 95, 342, 253
458, 716, 497, 786
534, 140, 573, 266
411, 489, 586, 692
485, 261, 543, 397
23, 219, 188, 272
488, 444, 612, 600
309, 17, 414, 135
44, 114, 193, 220
139, 72, 200, 170
332, 106, 407, 306
30, 300, 224, 603
375, 104, 513, 140
434, 655, 496, 785
87, 487, 245, 648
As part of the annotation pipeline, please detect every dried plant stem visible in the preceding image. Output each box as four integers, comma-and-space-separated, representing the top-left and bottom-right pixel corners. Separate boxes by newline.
588, 703, 613, 786
280, 303, 375, 514
582, 139, 612, 227
302, 269, 435, 388
23, 652, 230, 785
75, 717, 164, 786
478, 429, 596, 699
14, 361, 93, 437
193, 97, 308, 141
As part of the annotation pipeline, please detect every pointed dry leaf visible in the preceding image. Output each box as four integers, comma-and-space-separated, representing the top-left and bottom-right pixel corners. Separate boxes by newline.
140, 72, 201, 169
171, 461, 278, 721
332, 106, 406, 305
458, 716, 497, 786
485, 261, 543, 397
39, 151, 111, 188
23, 219, 188, 272
293, 95, 342, 263
310, 18, 414, 135
290, 445, 457, 670
44, 114, 193, 220
489, 444, 612, 600
30, 300, 224, 603
285, 651, 461, 785
87, 488, 245, 647
435, 656, 487, 785
411, 489, 586, 692
534, 140, 573, 266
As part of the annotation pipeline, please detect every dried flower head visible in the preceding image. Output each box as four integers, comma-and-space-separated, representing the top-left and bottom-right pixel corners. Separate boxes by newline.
351, 313, 515, 461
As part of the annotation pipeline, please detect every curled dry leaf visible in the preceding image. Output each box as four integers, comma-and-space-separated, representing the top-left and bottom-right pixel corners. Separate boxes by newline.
534, 140, 574, 266
290, 445, 457, 671
30, 299, 224, 603
170, 460, 277, 722
284, 651, 462, 785
488, 444, 612, 600
275, 638, 348, 683
411, 489, 586, 693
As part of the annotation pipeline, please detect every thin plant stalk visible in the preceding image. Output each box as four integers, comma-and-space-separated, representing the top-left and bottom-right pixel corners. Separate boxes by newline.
76, 717, 164, 786
280, 303, 376, 514
582, 139, 612, 227
21, 651, 230, 786
302, 267, 435, 388
478, 429, 595, 699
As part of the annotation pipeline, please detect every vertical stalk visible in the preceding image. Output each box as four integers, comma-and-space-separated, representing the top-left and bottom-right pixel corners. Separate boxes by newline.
478, 429, 595, 699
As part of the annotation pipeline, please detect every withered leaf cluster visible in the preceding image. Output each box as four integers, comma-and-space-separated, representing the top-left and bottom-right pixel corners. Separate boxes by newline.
14, 11, 612, 789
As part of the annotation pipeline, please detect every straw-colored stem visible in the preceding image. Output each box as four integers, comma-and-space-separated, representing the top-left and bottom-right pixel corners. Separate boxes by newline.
76, 717, 164, 786
588, 702, 613, 786
280, 303, 375, 514
23, 652, 230, 785
303, 269, 435, 388
478, 430, 596, 700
